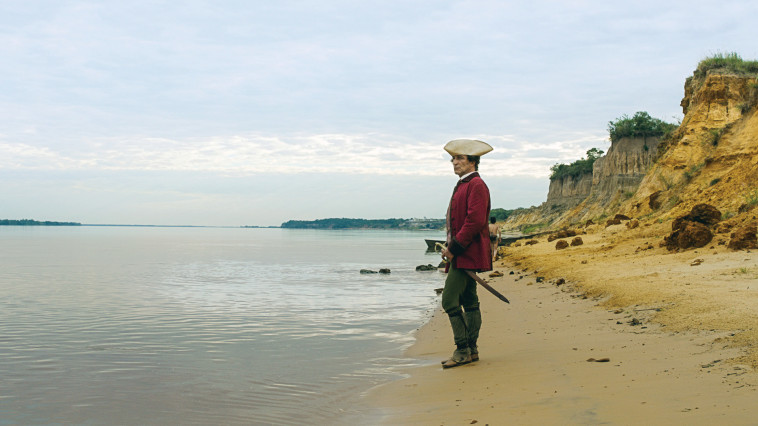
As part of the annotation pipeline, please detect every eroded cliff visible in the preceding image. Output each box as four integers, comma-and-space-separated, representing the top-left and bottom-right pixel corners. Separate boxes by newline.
505, 69, 758, 232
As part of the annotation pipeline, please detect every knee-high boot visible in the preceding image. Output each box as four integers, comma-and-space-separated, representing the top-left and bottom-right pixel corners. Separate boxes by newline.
442, 311, 471, 367
464, 307, 482, 361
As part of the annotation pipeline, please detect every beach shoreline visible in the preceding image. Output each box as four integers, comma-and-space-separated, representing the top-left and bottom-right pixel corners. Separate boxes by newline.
366, 221, 758, 425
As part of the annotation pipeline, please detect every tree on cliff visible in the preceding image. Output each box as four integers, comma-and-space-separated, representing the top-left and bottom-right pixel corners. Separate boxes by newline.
549, 148, 604, 181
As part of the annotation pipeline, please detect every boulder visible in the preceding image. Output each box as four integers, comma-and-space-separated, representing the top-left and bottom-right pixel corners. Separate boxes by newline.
555, 240, 569, 250
727, 225, 757, 250
664, 220, 713, 251
614, 214, 631, 221
489, 271, 504, 278
626, 219, 640, 229
360, 269, 377, 274
673, 204, 722, 230
379, 268, 391, 274
525, 240, 539, 245
548, 229, 577, 242
605, 217, 622, 227
570, 236, 584, 246
416, 264, 436, 271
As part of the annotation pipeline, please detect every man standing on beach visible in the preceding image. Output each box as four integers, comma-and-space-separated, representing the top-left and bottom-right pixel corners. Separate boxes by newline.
439, 139, 493, 369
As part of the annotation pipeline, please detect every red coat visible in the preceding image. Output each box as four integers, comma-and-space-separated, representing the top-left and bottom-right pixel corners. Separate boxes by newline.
446, 172, 492, 272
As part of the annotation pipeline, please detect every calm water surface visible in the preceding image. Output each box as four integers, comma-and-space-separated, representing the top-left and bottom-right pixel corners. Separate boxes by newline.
0, 226, 446, 425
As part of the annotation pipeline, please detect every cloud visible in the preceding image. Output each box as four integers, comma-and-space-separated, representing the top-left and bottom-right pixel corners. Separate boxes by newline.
0, 130, 607, 179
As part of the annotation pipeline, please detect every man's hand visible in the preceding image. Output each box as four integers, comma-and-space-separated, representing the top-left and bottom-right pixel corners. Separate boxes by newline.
441, 247, 454, 263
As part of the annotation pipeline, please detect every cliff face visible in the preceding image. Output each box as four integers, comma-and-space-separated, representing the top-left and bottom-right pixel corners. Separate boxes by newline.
546, 173, 592, 208
505, 71, 758, 231
630, 73, 758, 221
505, 135, 663, 230
592, 136, 660, 192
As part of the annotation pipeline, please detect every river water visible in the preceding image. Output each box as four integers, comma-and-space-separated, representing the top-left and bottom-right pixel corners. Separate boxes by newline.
0, 226, 447, 425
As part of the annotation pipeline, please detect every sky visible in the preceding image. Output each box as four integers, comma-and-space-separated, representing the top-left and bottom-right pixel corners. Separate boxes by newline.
2, 1, 757, 226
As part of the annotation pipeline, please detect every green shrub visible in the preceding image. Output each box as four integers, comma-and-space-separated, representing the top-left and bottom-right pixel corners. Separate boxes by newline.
549, 148, 604, 181
608, 111, 678, 143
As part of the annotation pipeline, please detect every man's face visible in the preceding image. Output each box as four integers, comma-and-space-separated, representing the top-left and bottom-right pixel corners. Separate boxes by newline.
451, 154, 475, 177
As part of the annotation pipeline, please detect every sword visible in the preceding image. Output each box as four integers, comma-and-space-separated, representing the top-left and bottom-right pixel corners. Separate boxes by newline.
436, 243, 510, 304
465, 270, 510, 304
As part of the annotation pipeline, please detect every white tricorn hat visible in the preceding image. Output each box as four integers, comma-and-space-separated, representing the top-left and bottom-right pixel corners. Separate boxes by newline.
443, 139, 493, 156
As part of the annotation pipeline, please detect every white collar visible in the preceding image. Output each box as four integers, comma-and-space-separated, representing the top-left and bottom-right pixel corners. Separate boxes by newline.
458, 171, 477, 181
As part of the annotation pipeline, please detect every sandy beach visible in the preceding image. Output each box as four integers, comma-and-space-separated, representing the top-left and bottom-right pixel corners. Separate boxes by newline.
369, 221, 758, 425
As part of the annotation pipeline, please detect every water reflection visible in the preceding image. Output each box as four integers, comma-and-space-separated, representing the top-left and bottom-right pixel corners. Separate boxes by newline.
0, 227, 443, 425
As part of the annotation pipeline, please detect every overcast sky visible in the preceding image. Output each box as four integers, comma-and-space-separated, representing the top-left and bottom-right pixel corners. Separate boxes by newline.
2, 1, 757, 226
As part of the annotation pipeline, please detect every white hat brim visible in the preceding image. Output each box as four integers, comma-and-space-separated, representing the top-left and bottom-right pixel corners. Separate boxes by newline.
444, 139, 493, 156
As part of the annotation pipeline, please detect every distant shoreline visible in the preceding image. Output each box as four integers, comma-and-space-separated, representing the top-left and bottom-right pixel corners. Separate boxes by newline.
0, 219, 82, 226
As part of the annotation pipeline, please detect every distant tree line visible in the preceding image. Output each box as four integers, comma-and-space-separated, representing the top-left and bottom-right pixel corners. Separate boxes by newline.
280, 218, 446, 230
1, 219, 81, 226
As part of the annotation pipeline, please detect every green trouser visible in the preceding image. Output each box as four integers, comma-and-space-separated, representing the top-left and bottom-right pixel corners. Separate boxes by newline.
442, 265, 482, 354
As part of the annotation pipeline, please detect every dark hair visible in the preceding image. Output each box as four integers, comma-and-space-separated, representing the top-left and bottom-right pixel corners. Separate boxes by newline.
490, 217, 496, 224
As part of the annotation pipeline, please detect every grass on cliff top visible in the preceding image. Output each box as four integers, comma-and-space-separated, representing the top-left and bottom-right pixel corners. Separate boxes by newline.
694, 52, 758, 79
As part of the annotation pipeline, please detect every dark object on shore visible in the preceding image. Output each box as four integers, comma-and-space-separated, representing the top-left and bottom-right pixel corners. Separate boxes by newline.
555, 278, 565, 286
728, 225, 757, 250
587, 357, 610, 362
416, 264, 437, 271
555, 240, 569, 250
379, 268, 391, 274
434, 288, 443, 295
571, 236, 583, 246
425, 239, 446, 250
360, 269, 378, 274
536, 276, 545, 283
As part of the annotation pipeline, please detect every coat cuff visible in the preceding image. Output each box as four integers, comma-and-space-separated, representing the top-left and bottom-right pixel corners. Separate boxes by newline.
449, 237, 466, 256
